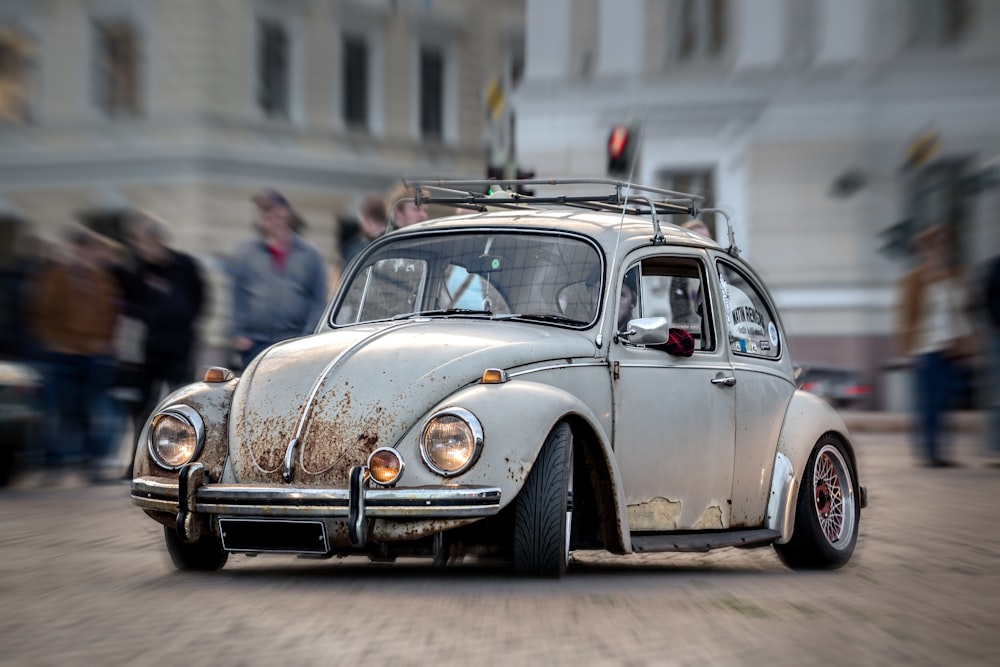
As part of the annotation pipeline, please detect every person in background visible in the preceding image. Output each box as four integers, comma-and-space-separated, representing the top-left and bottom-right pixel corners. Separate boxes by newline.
681, 218, 712, 240
29, 225, 123, 481
230, 188, 328, 369
984, 254, 1000, 460
386, 181, 429, 229
618, 269, 639, 333
896, 224, 975, 467
341, 193, 388, 267
118, 210, 206, 478
618, 267, 694, 357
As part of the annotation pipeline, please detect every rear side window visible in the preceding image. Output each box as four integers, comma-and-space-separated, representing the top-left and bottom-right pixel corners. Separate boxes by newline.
717, 262, 780, 359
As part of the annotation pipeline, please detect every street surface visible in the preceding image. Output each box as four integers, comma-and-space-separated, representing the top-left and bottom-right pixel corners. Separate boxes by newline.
1, 428, 998, 666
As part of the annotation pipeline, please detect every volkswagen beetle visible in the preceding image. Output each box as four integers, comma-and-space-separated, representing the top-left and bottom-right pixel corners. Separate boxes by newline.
131, 179, 865, 576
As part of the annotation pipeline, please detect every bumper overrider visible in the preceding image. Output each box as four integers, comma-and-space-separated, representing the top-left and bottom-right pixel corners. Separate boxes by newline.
132, 463, 502, 554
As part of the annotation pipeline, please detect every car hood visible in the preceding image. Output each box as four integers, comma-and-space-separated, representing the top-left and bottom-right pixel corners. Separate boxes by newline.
228, 319, 596, 485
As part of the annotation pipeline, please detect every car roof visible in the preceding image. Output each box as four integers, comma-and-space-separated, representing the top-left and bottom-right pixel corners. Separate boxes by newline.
389, 178, 734, 257
394, 207, 722, 255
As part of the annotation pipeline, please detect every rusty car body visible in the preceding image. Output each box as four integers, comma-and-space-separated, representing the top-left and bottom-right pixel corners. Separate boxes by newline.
131, 178, 865, 575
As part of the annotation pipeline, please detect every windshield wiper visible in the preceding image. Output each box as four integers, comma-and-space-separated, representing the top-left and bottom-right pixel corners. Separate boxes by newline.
497, 313, 587, 325
393, 308, 495, 320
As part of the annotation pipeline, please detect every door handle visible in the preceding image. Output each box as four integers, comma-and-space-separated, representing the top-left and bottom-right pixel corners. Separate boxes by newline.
711, 374, 736, 387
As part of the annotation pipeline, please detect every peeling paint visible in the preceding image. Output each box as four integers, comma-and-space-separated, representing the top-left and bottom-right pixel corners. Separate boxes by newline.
693, 505, 724, 529
627, 497, 681, 531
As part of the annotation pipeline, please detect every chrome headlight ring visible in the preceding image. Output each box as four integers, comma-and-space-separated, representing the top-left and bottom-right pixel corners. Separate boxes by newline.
419, 407, 484, 477
146, 404, 206, 470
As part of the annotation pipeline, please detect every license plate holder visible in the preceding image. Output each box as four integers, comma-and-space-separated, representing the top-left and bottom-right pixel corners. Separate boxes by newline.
219, 518, 329, 554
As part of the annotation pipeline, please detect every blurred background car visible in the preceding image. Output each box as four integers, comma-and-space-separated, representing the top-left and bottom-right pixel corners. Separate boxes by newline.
795, 364, 872, 410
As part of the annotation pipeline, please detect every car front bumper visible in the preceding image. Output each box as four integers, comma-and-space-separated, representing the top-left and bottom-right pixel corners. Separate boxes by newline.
131, 463, 503, 551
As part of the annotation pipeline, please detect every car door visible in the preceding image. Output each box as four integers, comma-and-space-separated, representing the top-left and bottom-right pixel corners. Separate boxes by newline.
715, 258, 797, 527
609, 252, 737, 532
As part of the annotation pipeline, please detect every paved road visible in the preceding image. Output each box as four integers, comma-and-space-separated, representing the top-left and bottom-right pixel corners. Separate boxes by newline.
1, 429, 998, 667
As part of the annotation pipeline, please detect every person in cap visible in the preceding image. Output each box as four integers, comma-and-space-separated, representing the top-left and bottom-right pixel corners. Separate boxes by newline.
229, 188, 328, 368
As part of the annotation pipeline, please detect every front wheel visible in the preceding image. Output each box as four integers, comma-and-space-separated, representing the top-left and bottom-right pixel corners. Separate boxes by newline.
513, 423, 573, 577
163, 526, 229, 571
774, 436, 860, 570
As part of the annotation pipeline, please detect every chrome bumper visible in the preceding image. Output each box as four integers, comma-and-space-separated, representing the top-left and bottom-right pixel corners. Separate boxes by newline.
131, 463, 503, 548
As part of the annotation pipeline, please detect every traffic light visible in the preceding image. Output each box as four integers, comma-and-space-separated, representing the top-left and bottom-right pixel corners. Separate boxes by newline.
516, 168, 535, 196
607, 124, 636, 176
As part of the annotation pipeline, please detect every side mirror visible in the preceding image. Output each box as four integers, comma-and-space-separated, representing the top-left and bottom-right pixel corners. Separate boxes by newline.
619, 317, 670, 346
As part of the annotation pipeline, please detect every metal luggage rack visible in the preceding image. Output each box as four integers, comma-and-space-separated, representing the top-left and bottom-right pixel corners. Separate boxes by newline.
403, 177, 739, 256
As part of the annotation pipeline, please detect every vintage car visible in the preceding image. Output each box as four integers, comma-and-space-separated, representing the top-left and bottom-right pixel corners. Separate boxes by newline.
131, 179, 866, 576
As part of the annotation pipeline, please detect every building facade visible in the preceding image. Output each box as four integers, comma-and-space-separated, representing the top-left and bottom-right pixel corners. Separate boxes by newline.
515, 0, 1000, 408
0, 0, 524, 361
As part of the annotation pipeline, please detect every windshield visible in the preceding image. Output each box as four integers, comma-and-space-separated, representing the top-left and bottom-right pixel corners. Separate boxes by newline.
332, 230, 604, 327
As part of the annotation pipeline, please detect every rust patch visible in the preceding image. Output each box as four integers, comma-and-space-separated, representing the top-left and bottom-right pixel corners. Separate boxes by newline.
370, 518, 479, 542
627, 497, 681, 531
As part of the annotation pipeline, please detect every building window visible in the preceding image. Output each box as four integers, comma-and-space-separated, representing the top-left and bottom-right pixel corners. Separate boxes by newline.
420, 45, 444, 139
909, 0, 971, 49
0, 27, 35, 124
258, 19, 289, 118
669, 0, 726, 63
92, 19, 141, 117
343, 34, 368, 129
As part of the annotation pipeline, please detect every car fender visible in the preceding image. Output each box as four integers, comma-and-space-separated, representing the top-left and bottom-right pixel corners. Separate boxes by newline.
768, 389, 854, 544
395, 378, 631, 552
134, 378, 238, 482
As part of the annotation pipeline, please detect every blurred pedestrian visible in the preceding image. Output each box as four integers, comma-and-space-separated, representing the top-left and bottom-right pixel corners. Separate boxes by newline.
681, 218, 712, 239
896, 224, 975, 467
230, 188, 328, 368
387, 181, 429, 229
28, 225, 123, 480
341, 193, 388, 266
984, 254, 1000, 458
118, 210, 206, 477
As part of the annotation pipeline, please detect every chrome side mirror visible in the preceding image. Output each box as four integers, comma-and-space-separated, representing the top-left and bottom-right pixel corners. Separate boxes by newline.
619, 317, 670, 346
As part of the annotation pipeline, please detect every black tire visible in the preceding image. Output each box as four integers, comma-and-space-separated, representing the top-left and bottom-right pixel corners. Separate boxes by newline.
774, 435, 860, 570
163, 526, 229, 571
514, 423, 572, 577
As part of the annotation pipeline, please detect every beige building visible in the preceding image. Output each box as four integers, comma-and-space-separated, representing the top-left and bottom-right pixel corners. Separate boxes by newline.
515, 0, 1000, 408
0, 0, 524, 361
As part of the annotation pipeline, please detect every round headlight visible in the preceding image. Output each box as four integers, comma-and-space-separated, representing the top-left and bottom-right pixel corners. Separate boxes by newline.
368, 448, 405, 486
147, 405, 205, 469
420, 408, 483, 476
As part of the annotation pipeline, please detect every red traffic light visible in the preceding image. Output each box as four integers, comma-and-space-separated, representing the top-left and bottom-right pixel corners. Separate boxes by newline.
608, 125, 629, 159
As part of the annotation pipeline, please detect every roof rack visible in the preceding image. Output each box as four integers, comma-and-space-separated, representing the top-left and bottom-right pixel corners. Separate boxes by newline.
400, 177, 740, 256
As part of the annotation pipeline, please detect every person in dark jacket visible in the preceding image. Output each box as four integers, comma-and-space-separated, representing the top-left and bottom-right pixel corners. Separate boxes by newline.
985, 255, 1000, 456
120, 210, 206, 476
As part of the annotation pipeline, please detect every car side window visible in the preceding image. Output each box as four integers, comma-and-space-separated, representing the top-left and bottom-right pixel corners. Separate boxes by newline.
717, 262, 780, 359
635, 257, 713, 351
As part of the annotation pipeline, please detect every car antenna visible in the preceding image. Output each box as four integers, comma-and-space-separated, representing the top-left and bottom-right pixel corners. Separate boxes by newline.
597, 110, 648, 349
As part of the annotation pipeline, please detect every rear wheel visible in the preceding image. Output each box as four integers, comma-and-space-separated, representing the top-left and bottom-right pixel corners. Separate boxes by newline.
163, 526, 229, 571
514, 423, 572, 577
774, 436, 859, 570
